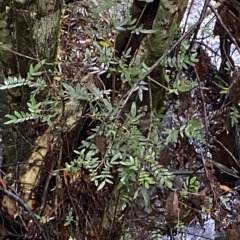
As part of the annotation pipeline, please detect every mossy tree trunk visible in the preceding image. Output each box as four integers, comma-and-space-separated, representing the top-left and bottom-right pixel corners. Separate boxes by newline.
115, 0, 188, 112
143, 0, 188, 110
0, 0, 63, 238
0, 0, 62, 164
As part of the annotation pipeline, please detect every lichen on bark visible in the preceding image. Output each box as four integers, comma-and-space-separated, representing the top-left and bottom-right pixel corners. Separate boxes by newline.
143, 0, 188, 110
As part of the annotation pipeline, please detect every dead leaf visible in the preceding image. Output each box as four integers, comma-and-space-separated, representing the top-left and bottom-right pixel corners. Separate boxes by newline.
165, 191, 179, 218
220, 184, 235, 193
177, 92, 192, 116
53, 76, 61, 81
96, 135, 107, 155
172, 191, 179, 217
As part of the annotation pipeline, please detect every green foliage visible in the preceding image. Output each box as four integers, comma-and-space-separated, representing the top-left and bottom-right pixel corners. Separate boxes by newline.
182, 176, 200, 197
230, 106, 240, 127
113, 9, 137, 32
5, 95, 57, 125
180, 119, 204, 142
0, 76, 28, 89
162, 40, 198, 70
1, 60, 58, 125
201, 197, 213, 213
92, 1, 119, 13
175, 220, 185, 232
2, 60, 94, 126
35, 214, 55, 224
54, 175, 63, 190
86, 42, 114, 75
67, 102, 176, 209
120, 56, 149, 85
163, 119, 204, 145
62, 82, 92, 101
0, 60, 46, 92
151, 230, 163, 240
0, 1, 212, 239
5, 110, 36, 124
215, 80, 229, 94
150, 162, 174, 189
64, 207, 78, 227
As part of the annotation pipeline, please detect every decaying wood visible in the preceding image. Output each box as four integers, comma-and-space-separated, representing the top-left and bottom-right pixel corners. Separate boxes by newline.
2, 133, 53, 213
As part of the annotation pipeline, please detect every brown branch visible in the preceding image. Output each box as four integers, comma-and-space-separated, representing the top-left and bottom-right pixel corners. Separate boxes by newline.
0, 44, 38, 61
208, 3, 240, 55
194, 66, 209, 141
215, 139, 239, 166
0, 186, 48, 240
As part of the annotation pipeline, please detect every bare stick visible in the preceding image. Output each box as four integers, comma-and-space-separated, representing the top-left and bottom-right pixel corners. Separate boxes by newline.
0, 186, 48, 240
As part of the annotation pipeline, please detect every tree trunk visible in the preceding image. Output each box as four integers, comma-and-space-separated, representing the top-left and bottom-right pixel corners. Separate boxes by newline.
144, 0, 188, 110
0, 0, 63, 238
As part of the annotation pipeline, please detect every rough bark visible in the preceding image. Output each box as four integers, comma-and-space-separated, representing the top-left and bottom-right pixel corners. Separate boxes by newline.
0, 0, 62, 162
144, 0, 188, 110
115, 0, 161, 59
114, 0, 188, 130
0, 0, 63, 237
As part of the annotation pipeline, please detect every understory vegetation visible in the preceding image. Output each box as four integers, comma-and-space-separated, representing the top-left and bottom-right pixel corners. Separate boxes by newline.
1, 0, 240, 239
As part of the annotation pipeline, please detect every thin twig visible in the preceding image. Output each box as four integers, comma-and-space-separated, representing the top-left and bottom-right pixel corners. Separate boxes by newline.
147, 79, 153, 141
124, 2, 148, 53
194, 66, 209, 140
107, 190, 121, 240
201, 153, 217, 205
0, 186, 48, 240
0, 44, 38, 61
140, 78, 154, 164
190, 0, 211, 49
182, 0, 196, 34
215, 139, 239, 165
112, 33, 117, 106
208, 3, 240, 55
39, 159, 55, 216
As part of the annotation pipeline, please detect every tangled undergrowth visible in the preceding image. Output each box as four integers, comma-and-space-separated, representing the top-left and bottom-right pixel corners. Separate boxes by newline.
2, 0, 240, 239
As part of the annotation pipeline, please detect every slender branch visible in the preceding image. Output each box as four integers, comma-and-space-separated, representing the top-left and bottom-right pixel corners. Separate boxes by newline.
39, 159, 55, 216
146, 79, 153, 142
208, 3, 240, 55
116, 0, 210, 118
0, 186, 48, 240
194, 66, 209, 141
124, 2, 148, 53
107, 190, 121, 240
201, 153, 217, 205
0, 43, 38, 61
215, 139, 239, 165
189, 0, 210, 50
